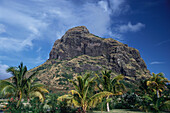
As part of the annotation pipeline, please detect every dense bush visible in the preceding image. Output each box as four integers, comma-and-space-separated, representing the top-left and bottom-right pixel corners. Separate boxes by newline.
28, 97, 47, 113
2, 98, 25, 112
58, 99, 77, 113
46, 93, 59, 113
113, 92, 141, 109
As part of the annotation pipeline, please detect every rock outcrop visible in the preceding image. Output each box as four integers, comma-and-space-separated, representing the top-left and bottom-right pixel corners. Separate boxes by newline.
29, 26, 150, 91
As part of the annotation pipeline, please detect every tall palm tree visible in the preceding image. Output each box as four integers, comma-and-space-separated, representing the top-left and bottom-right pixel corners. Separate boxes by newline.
24, 77, 49, 103
96, 70, 125, 112
147, 73, 169, 98
58, 73, 113, 113
139, 79, 150, 95
0, 63, 28, 107
0, 62, 48, 107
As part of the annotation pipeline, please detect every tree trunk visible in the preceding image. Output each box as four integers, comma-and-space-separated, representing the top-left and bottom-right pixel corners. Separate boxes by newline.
157, 90, 159, 98
17, 91, 22, 107
106, 96, 110, 112
82, 103, 88, 113
82, 107, 86, 113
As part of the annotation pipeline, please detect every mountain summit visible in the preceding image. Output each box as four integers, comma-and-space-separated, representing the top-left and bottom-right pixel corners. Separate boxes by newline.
29, 26, 150, 90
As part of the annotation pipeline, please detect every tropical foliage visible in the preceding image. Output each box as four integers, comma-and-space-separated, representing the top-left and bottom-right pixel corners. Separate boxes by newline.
96, 70, 125, 112
58, 73, 114, 113
137, 73, 170, 112
0, 62, 48, 108
147, 73, 169, 98
0, 62, 169, 113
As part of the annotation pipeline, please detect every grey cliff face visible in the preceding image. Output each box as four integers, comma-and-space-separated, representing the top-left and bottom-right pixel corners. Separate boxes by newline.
49, 26, 150, 79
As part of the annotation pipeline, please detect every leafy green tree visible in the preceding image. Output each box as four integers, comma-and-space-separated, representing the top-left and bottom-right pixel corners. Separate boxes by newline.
24, 77, 49, 103
58, 73, 113, 113
96, 70, 125, 112
147, 73, 169, 98
138, 73, 170, 112
0, 62, 29, 107
0, 62, 48, 107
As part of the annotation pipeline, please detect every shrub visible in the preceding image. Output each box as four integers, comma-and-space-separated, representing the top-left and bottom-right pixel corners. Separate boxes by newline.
114, 92, 141, 109
58, 99, 77, 113
2, 97, 25, 112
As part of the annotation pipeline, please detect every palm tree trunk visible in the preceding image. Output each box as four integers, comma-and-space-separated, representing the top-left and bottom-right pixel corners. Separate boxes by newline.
157, 90, 159, 98
106, 96, 110, 112
82, 107, 86, 113
82, 105, 87, 113
17, 91, 22, 107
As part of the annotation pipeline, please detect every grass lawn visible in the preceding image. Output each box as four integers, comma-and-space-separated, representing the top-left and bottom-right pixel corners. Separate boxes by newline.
93, 109, 145, 113
93, 109, 169, 113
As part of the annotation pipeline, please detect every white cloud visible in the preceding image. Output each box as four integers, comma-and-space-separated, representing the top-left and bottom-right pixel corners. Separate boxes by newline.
150, 61, 164, 65
0, 63, 12, 80
108, 0, 129, 15
98, 1, 109, 12
118, 22, 145, 33
0, 7, 47, 34
156, 39, 170, 46
0, 24, 6, 34
0, 37, 34, 51
36, 47, 42, 53
0, 3, 47, 51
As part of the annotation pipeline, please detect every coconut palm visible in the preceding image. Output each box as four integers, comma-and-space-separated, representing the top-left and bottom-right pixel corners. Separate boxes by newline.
24, 77, 49, 103
147, 73, 169, 98
0, 63, 28, 107
139, 79, 151, 95
0, 62, 48, 107
58, 73, 113, 113
96, 70, 125, 112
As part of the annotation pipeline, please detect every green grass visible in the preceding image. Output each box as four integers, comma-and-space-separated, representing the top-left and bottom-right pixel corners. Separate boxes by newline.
92, 109, 169, 113
93, 109, 145, 113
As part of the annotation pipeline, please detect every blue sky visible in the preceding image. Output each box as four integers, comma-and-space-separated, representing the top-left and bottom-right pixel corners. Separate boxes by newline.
0, 0, 170, 80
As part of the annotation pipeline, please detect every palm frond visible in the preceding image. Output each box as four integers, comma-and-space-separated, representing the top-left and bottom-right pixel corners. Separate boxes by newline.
30, 91, 44, 102
69, 90, 82, 99
0, 80, 16, 96
57, 94, 73, 101
88, 91, 113, 108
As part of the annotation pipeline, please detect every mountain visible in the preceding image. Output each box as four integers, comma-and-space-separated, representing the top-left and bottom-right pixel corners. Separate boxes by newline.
28, 26, 150, 91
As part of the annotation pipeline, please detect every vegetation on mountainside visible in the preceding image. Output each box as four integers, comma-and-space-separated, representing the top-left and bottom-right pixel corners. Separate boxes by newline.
27, 54, 149, 92
0, 63, 169, 113
0, 63, 48, 108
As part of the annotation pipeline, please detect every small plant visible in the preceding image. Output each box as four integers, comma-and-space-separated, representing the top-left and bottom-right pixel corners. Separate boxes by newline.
2, 97, 25, 112
28, 97, 46, 112
58, 99, 77, 113
46, 93, 59, 113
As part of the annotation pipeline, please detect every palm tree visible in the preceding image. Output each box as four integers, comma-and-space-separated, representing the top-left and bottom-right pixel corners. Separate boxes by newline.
0, 62, 48, 107
96, 70, 125, 112
24, 77, 49, 103
139, 79, 151, 95
58, 73, 113, 113
147, 73, 169, 98
0, 63, 28, 107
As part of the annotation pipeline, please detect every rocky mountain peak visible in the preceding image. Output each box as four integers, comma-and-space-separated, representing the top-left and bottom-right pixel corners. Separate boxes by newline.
65, 26, 89, 35
49, 26, 150, 78
29, 26, 150, 91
